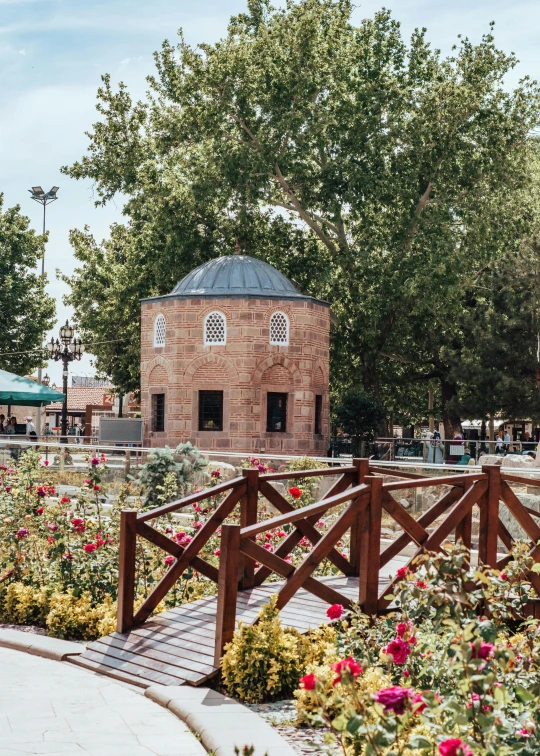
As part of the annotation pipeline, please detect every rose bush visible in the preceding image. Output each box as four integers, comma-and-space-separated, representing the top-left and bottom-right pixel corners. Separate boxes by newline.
294, 543, 540, 755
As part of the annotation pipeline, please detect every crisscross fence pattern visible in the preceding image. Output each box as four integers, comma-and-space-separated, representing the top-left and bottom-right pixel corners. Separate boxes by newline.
115, 461, 540, 670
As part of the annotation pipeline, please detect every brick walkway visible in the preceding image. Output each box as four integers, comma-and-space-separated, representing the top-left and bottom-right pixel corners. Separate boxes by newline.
0, 647, 205, 756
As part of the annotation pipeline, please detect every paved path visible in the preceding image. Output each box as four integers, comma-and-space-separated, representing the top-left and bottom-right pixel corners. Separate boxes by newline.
0, 647, 206, 756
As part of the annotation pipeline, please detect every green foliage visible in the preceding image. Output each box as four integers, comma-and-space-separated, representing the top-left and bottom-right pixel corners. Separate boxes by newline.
298, 544, 540, 755
62, 1, 540, 427
134, 442, 207, 508
332, 389, 386, 453
221, 595, 307, 703
0, 195, 56, 375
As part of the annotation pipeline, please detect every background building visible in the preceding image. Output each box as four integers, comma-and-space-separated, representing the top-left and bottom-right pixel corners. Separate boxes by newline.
140, 255, 330, 455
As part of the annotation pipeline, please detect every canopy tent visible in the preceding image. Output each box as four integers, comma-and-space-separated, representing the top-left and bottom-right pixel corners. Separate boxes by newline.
0, 369, 65, 407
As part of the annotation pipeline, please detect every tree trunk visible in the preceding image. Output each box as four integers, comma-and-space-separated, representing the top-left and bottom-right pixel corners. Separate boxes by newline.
441, 379, 462, 439
363, 362, 388, 437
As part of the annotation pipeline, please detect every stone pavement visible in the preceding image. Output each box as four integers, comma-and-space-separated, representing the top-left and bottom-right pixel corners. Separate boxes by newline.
0, 647, 206, 756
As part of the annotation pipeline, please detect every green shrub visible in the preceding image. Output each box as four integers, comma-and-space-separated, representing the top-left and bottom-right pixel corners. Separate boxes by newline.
135, 442, 207, 507
1, 582, 51, 625
221, 595, 306, 703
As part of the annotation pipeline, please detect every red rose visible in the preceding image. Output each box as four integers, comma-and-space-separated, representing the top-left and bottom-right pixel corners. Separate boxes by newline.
412, 692, 427, 714
415, 579, 428, 589
164, 556, 174, 566
35, 507, 44, 515
383, 638, 412, 665
288, 487, 302, 499
438, 739, 473, 756
300, 673, 317, 690
71, 518, 85, 533
83, 543, 97, 553
278, 530, 287, 538
397, 621, 413, 638
93, 485, 101, 491
214, 549, 221, 556
47, 536, 54, 544
60, 497, 70, 505
326, 604, 344, 621
332, 657, 362, 686
16, 528, 29, 539
396, 566, 409, 579
374, 686, 414, 715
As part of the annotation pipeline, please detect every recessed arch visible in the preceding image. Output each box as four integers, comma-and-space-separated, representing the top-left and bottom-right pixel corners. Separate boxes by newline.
253, 354, 302, 385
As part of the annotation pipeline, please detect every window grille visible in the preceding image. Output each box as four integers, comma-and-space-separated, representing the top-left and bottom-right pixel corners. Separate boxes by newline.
267, 392, 287, 432
152, 394, 165, 432
204, 311, 226, 345
315, 394, 323, 435
153, 314, 166, 347
199, 391, 224, 431
270, 311, 289, 345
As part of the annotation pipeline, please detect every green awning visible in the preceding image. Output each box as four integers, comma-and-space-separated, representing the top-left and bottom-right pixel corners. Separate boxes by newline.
0, 369, 65, 407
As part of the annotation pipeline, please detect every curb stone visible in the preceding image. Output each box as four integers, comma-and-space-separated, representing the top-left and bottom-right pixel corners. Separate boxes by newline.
145, 685, 298, 756
0, 628, 83, 661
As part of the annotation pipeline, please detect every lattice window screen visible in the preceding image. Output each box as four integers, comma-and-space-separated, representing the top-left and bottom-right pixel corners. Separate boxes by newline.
153, 314, 166, 347
204, 312, 226, 345
270, 311, 289, 345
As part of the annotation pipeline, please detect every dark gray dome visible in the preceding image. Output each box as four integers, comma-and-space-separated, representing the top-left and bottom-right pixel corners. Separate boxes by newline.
171, 255, 308, 299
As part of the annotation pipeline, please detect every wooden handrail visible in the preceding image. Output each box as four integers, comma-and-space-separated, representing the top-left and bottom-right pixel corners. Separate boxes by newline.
137, 476, 245, 522
501, 471, 540, 487
383, 472, 486, 492
240, 482, 370, 539
369, 466, 429, 480
259, 466, 357, 482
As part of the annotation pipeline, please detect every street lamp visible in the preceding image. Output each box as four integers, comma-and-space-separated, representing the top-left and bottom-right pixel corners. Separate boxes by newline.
42, 373, 50, 387
28, 186, 59, 276
29, 185, 59, 439
47, 320, 85, 442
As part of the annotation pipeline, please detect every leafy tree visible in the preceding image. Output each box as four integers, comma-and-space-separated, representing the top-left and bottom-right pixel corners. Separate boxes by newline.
0, 196, 55, 375
332, 388, 386, 455
63, 0, 540, 431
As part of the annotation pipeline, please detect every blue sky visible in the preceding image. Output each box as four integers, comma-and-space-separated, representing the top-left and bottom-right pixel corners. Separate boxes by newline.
0, 0, 538, 384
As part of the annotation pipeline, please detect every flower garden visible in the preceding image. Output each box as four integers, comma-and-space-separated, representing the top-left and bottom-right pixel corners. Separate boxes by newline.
1, 447, 540, 755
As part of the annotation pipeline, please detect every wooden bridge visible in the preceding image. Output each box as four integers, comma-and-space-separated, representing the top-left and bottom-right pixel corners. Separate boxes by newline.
71, 461, 540, 688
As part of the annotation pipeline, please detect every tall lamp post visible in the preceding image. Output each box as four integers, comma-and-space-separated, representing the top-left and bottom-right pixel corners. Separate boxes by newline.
47, 321, 84, 442
29, 186, 59, 439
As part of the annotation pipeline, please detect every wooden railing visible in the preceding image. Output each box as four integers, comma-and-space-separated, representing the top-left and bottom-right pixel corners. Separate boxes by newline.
116, 461, 540, 667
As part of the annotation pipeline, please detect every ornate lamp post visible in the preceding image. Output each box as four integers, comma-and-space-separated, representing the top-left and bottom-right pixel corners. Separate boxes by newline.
41, 373, 50, 387
47, 321, 84, 442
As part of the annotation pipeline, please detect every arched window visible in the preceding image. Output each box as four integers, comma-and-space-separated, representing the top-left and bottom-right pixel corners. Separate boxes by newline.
153, 314, 166, 347
204, 311, 226, 345
270, 311, 289, 346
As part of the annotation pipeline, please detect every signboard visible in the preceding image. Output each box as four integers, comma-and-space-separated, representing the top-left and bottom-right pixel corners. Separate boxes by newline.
98, 418, 144, 444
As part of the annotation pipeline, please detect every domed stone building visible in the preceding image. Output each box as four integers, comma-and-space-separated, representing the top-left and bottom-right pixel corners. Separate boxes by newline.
140, 255, 330, 455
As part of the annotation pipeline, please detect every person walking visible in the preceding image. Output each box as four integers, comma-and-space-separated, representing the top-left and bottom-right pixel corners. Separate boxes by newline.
503, 429, 511, 453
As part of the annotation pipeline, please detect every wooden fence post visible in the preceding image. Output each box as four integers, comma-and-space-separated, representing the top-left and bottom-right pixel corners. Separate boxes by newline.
240, 468, 259, 589
214, 523, 241, 667
359, 475, 382, 615
116, 509, 138, 633
350, 458, 370, 576
478, 465, 500, 567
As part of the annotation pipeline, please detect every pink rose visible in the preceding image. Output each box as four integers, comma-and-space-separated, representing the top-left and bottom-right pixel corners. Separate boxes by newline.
16, 528, 29, 539
374, 686, 414, 715
164, 556, 175, 566
383, 638, 412, 665
470, 641, 494, 660
47, 522, 58, 532
91, 457, 100, 466
438, 739, 473, 756
326, 604, 344, 621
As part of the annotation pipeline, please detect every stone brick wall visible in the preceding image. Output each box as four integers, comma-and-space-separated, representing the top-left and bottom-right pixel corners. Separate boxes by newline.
140, 296, 330, 455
